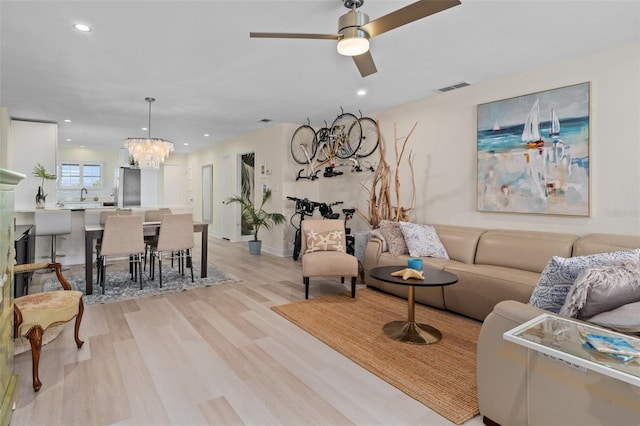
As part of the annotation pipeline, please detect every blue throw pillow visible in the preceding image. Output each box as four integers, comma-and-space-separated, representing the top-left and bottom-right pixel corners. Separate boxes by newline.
529, 249, 640, 313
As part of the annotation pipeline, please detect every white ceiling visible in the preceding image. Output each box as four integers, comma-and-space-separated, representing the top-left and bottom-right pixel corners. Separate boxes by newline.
2, 1, 639, 154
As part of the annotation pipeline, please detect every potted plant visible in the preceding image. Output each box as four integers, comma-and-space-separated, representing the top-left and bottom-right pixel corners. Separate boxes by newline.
32, 163, 56, 208
226, 189, 286, 255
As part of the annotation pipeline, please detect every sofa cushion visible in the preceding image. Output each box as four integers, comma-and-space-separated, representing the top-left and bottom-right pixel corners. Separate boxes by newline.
399, 222, 449, 259
379, 220, 408, 257
304, 229, 345, 253
528, 249, 640, 313
559, 259, 640, 319
588, 301, 640, 335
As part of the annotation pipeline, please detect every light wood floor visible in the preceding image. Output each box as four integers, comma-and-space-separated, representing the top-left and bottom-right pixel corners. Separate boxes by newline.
11, 237, 482, 426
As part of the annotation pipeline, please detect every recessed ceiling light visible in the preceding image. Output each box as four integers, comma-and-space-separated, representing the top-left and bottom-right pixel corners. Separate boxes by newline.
141, 127, 148, 131
63, 119, 72, 123
204, 134, 210, 137
66, 138, 72, 142
183, 143, 189, 146
357, 89, 367, 96
73, 23, 91, 32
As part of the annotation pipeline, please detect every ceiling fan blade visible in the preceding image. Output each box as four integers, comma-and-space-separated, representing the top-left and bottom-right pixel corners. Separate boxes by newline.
353, 50, 377, 77
250, 32, 340, 40
360, 0, 461, 38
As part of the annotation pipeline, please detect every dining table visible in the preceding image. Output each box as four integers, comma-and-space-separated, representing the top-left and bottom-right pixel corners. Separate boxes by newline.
83, 221, 209, 295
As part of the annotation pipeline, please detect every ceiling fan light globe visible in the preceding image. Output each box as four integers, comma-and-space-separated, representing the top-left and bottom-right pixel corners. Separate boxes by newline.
337, 37, 369, 56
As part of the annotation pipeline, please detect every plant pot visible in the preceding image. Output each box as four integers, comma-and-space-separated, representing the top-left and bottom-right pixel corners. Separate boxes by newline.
248, 240, 262, 255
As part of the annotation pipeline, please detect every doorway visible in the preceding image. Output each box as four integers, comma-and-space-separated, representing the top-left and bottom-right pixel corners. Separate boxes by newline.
163, 164, 182, 206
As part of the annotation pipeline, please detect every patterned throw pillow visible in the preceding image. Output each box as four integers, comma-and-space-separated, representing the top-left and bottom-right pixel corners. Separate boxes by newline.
398, 222, 449, 259
305, 229, 345, 253
378, 220, 408, 257
528, 249, 640, 313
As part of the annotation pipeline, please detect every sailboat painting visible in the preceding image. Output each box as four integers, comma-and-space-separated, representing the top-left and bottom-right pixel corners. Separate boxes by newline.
477, 82, 590, 216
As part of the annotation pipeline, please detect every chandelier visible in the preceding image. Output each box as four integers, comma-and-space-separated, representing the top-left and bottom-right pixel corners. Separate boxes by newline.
124, 97, 174, 169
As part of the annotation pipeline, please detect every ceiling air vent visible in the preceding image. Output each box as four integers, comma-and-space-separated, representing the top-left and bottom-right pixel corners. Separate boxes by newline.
437, 81, 472, 93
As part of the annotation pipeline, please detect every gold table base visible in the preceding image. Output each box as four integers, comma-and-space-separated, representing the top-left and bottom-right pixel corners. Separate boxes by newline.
383, 320, 442, 344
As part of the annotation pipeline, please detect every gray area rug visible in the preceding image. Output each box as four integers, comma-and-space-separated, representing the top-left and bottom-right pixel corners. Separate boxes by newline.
44, 264, 240, 305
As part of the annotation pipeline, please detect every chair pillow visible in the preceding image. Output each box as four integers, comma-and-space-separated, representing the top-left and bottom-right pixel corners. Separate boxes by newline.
528, 249, 640, 314
559, 259, 640, 319
379, 220, 408, 257
398, 222, 449, 259
305, 229, 345, 253
588, 301, 640, 335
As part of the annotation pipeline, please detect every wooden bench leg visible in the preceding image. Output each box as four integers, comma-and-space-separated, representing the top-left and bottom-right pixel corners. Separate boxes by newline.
25, 325, 44, 392
74, 299, 85, 349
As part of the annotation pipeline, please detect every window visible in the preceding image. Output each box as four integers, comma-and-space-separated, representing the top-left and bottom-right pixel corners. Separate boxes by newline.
59, 162, 103, 188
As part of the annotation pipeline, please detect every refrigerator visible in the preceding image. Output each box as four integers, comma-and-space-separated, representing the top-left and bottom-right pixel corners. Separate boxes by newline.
115, 167, 141, 208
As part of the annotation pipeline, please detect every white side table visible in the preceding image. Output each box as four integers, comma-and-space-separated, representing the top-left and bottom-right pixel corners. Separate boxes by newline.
504, 313, 640, 387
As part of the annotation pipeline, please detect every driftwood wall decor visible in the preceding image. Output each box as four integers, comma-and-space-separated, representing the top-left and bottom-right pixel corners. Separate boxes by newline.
359, 122, 417, 229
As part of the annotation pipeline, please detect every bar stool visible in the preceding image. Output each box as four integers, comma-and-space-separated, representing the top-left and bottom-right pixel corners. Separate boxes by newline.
34, 210, 72, 271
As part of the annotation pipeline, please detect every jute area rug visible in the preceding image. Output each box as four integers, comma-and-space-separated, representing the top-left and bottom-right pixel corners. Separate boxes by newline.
272, 288, 481, 425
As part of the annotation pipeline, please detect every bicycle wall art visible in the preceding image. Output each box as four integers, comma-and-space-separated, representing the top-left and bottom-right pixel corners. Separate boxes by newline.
477, 82, 590, 216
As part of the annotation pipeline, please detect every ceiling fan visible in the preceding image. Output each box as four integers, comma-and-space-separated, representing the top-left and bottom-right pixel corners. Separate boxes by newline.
250, 0, 461, 77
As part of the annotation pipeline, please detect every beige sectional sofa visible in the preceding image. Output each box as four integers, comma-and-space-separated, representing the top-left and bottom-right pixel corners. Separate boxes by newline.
363, 225, 640, 426
364, 224, 580, 321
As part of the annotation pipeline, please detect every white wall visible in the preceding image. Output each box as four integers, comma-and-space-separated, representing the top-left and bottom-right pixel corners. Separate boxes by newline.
188, 42, 640, 256
322, 42, 640, 236
12, 120, 58, 210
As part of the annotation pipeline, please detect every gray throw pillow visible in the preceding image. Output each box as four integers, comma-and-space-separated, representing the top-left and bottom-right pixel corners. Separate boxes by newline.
379, 220, 408, 257
588, 301, 640, 335
528, 249, 640, 314
559, 259, 640, 319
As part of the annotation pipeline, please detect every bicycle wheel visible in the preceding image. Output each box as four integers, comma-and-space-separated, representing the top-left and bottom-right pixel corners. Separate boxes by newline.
290, 125, 317, 164
293, 228, 302, 261
314, 127, 332, 163
331, 112, 361, 159
356, 117, 380, 157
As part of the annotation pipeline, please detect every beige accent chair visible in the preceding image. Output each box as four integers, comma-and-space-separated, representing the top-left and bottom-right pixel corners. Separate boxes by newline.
149, 213, 194, 287
301, 219, 357, 299
13, 262, 84, 391
97, 215, 145, 294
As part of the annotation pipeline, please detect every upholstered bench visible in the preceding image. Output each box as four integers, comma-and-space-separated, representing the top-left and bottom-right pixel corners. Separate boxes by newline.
13, 262, 84, 391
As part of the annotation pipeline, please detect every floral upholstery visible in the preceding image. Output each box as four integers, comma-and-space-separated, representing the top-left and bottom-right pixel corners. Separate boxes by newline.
14, 290, 83, 337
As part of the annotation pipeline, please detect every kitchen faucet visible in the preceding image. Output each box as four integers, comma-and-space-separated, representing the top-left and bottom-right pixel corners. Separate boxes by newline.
80, 187, 87, 201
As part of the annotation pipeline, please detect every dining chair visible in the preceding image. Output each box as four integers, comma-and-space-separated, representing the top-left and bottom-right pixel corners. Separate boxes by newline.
95, 209, 133, 272
301, 219, 357, 299
97, 215, 145, 294
149, 213, 194, 287
143, 208, 172, 271
13, 262, 84, 391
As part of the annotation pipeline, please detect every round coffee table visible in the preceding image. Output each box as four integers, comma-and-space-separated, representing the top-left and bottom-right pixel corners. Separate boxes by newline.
369, 265, 458, 345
